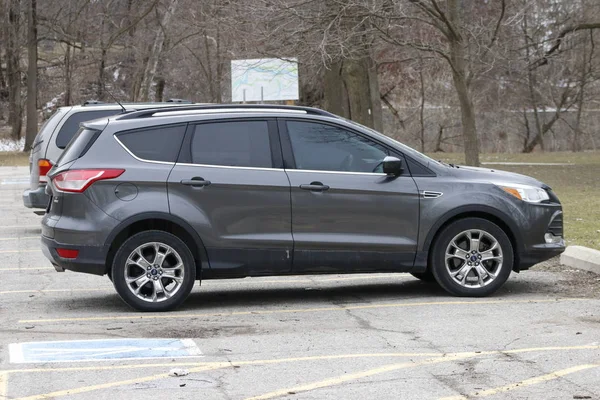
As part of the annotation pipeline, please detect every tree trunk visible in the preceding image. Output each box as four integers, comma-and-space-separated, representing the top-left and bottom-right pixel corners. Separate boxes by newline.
449, 40, 479, 166
367, 58, 383, 133
418, 62, 426, 153
6, 0, 22, 140
138, 0, 178, 102
25, 0, 37, 151
447, 0, 479, 166
342, 58, 374, 128
572, 30, 592, 152
154, 76, 165, 102
323, 61, 349, 118
64, 43, 72, 106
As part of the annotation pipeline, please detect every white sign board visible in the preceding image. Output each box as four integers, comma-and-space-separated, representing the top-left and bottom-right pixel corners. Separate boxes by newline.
231, 58, 299, 102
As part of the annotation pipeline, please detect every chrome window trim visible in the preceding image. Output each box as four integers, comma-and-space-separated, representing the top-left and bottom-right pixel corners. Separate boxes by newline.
176, 162, 281, 172
173, 163, 387, 176
286, 168, 387, 177
113, 135, 175, 166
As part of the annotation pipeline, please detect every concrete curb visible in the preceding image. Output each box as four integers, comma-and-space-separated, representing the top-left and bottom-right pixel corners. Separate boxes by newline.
560, 246, 600, 274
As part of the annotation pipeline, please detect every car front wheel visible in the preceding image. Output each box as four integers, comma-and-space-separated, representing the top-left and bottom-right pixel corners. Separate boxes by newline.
112, 230, 196, 311
431, 218, 513, 297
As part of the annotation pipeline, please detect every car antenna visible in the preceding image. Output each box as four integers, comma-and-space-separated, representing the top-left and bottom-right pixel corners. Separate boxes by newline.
104, 87, 126, 113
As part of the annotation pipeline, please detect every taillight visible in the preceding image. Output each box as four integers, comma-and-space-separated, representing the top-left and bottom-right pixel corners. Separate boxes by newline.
56, 248, 79, 259
38, 159, 53, 182
52, 169, 125, 193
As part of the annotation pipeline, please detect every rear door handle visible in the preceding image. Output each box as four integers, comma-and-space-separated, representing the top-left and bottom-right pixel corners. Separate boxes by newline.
181, 177, 211, 187
300, 182, 330, 192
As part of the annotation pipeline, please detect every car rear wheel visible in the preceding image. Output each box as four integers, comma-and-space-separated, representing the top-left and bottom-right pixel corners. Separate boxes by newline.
112, 230, 196, 311
431, 218, 513, 297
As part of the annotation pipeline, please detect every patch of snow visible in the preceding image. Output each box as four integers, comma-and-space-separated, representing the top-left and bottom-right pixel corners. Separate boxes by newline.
0, 137, 25, 152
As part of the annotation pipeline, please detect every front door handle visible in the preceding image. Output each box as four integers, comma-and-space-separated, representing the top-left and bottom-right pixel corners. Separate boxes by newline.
300, 181, 330, 192
181, 177, 211, 187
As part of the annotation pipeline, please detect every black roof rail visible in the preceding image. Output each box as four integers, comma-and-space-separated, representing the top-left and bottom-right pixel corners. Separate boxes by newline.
116, 104, 338, 120
82, 100, 106, 106
166, 98, 192, 103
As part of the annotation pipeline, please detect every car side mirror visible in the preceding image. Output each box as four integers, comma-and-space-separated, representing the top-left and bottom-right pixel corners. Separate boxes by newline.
382, 156, 403, 176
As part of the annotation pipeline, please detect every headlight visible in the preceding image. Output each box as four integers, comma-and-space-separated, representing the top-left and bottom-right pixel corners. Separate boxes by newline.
497, 183, 549, 203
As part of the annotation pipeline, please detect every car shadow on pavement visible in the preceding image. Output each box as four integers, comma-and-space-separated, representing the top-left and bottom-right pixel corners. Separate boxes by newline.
43, 276, 560, 313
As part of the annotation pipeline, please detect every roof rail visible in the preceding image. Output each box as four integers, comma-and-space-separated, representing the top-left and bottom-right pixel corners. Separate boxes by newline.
82, 100, 106, 106
166, 98, 192, 103
116, 104, 338, 120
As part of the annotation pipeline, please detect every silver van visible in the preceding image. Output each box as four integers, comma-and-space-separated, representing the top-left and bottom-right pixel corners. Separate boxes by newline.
23, 100, 192, 211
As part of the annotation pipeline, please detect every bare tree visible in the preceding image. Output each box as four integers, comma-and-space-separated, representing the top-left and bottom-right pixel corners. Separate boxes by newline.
25, 0, 37, 151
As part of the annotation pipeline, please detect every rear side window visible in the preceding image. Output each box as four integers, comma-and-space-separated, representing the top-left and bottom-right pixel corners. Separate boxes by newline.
116, 125, 186, 163
56, 128, 101, 166
56, 110, 121, 149
191, 121, 272, 168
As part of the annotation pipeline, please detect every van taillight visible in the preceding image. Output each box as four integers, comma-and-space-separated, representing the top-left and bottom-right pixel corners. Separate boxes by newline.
52, 169, 125, 193
38, 159, 53, 182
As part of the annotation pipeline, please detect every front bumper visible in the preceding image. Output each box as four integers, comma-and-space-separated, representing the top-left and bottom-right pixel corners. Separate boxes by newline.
518, 241, 565, 270
23, 185, 50, 209
41, 235, 108, 276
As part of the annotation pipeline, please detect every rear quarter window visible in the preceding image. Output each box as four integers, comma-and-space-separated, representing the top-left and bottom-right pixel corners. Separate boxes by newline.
56, 110, 122, 149
115, 125, 186, 163
56, 128, 102, 166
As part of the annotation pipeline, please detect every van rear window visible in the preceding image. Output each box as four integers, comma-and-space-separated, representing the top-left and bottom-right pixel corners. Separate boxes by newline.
56, 110, 121, 149
56, 128, 101, 166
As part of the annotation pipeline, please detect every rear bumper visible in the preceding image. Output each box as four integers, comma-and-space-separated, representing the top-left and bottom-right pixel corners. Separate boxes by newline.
41, 235, 108, 276
23, 185, 50, 209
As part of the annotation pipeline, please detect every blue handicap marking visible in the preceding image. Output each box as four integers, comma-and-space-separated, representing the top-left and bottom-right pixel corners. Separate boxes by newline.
9, 338, 202, 363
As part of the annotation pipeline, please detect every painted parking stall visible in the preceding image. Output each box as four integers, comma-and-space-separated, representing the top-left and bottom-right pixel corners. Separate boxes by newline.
9, 338, 202, 363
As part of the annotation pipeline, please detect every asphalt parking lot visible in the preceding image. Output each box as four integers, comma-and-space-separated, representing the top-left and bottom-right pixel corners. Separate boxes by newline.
1, 165, 599, 400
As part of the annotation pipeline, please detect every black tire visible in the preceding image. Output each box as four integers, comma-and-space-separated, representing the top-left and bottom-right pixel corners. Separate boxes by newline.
430, 218, 513, 297
111, 230, 196, 312
410, 270, 437, 283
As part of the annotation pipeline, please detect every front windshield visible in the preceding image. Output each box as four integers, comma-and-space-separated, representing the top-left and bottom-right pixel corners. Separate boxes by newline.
341, 117, 443, 166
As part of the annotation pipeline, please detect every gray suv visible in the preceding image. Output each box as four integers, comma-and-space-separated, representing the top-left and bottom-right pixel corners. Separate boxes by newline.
41, 105, 565, 311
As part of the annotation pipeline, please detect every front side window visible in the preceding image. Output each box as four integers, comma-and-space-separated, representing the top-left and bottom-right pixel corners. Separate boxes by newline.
56, 110, 121, 148
117, 125, 186, 162
286, 121, 388, 173
191, 121, 272, 168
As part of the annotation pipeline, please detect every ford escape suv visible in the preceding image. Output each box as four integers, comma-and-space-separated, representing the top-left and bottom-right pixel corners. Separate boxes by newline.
24, 99, 191, 212
41, 104, 565, 311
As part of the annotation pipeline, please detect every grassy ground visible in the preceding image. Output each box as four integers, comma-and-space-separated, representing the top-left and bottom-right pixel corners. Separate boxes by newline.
0, 151, 29, 166
430, 151, 600, 250
1, 150, 598, 249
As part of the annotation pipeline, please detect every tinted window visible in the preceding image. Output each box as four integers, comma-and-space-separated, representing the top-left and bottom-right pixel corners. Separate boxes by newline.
117, 125, 186, 162
191, 121, 272, 168
56, 128, 100, 166
56, 110, 121, 148
287, 121, 388, 173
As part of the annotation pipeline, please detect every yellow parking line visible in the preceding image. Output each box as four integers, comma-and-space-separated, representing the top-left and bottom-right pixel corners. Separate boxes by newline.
18, 298, 588, 324
0, 249, 40, 254
246, 355, 470, 400
0, 237, 38, 241
12, 363, 230, 400
4, 346, 600, 400
0, 372, 7, 399
1, 288, 109, 295
0, 267, 53, 271
4, 352, 446, 374
439, 364, 599, 400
